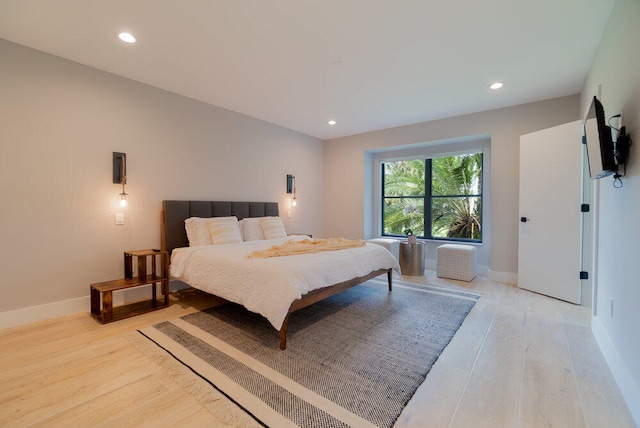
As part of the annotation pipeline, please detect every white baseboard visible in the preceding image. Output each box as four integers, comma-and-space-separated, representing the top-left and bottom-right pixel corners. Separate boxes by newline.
487, 270, 518, 285
592, 316, 640, 426
0, 281, 189, 330
0, 296, 91, 329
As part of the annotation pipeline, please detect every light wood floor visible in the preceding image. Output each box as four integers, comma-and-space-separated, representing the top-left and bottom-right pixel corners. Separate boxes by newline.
0, 272, 635, 427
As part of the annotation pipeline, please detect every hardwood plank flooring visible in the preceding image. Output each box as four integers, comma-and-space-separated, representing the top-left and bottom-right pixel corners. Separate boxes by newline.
0, 276, 635, 427
447, 286, 528, 428
31, 375, 171, 427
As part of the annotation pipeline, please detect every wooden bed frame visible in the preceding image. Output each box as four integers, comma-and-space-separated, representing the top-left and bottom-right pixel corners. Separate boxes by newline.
161, 200, 393, 350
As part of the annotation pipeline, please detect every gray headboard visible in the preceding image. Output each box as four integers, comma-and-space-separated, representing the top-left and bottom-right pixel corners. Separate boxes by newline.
162, 200, 279, 254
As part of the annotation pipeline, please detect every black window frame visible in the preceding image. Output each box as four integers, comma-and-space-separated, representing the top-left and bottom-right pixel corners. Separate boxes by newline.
381, 153, 483, 243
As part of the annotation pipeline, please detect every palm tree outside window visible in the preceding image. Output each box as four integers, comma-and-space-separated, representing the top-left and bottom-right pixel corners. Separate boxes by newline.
382, 153, 482, 242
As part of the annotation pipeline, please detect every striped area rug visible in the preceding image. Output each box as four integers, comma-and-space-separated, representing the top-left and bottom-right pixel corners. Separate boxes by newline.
137, 278, 479, 427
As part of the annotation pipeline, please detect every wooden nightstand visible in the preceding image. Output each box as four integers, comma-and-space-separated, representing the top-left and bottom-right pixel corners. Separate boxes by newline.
90, 249, 169, 323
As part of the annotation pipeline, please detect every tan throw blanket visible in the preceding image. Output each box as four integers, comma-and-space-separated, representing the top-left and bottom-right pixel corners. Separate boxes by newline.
247, 238, 365, 258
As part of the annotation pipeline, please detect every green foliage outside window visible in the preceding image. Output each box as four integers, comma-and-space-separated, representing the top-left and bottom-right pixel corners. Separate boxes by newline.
383, 159, 425, 236
382, 153, 482, 241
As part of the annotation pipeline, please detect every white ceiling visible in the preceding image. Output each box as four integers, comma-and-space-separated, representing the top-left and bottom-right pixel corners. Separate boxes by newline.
0, 0, 615, 140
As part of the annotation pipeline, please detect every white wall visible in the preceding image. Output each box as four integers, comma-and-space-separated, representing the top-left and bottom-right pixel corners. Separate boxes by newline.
324, 96, 580, 281
580, 0, 640, 421
0, 39, 324, 325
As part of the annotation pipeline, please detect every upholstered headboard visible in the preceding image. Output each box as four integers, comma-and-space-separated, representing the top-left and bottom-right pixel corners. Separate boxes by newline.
161, 200, 279, 254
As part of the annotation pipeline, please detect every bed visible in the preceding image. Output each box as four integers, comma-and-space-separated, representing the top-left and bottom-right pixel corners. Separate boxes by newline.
161, 200, 399, 349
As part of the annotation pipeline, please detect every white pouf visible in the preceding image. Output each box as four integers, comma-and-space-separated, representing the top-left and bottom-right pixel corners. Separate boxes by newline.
367, 238, 400, 261
436, 244, 477, 281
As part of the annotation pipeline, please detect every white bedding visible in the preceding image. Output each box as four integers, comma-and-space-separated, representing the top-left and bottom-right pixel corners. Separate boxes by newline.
170, 236, 400, 330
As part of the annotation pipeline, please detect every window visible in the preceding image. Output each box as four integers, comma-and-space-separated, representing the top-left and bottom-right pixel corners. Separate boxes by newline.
382, 152, 483, 242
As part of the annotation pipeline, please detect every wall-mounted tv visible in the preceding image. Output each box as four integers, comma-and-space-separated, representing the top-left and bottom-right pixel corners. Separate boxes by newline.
583, 96, 616, 179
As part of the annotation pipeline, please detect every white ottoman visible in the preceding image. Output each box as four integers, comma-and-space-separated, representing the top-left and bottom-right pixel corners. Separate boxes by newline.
367, 238, 400, 261
436, 244, 477, 281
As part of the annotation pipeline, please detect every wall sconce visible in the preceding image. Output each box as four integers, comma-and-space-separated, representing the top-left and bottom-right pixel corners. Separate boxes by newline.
113, 152, 128, 207
286, 174, 297, 206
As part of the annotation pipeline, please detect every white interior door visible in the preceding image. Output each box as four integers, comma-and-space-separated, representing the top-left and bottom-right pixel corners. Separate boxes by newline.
518, 121, 582, 304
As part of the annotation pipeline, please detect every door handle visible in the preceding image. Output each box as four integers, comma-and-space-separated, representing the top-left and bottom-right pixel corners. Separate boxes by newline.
520, 217, 529, 223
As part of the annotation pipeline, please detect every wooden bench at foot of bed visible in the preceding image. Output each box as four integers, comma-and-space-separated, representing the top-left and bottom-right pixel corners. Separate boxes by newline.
278, 268, 392, 350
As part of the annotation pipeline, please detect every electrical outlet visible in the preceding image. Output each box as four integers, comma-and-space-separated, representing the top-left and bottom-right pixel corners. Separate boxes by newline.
609, 297, 614, 318
115, 212, 124, 225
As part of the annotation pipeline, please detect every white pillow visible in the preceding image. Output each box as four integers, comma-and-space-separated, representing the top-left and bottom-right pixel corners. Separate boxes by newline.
260, 216, 287, 239
237, 219, 246, 241
184, 217, 213, 246
206, 216, 243, 245
242, 217, 265, 241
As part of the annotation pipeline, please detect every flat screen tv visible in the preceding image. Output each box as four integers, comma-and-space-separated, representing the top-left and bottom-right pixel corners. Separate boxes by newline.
583, 96, 616, 179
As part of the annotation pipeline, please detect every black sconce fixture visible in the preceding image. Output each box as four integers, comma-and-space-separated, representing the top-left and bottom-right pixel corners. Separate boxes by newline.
113, 152, 128, 207
286, 174, 297, 206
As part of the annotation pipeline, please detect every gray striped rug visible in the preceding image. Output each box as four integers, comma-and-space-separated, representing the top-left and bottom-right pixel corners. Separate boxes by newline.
138, 278, 479, 427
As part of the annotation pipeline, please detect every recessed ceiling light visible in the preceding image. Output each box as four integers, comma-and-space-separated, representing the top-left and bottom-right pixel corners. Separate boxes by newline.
489, 82, 504, 90
328, 120, 337, 126
118, 32, 136, 43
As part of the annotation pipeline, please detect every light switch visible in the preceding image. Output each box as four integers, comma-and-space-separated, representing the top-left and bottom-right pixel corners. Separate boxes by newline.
115, 212, 124, 225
